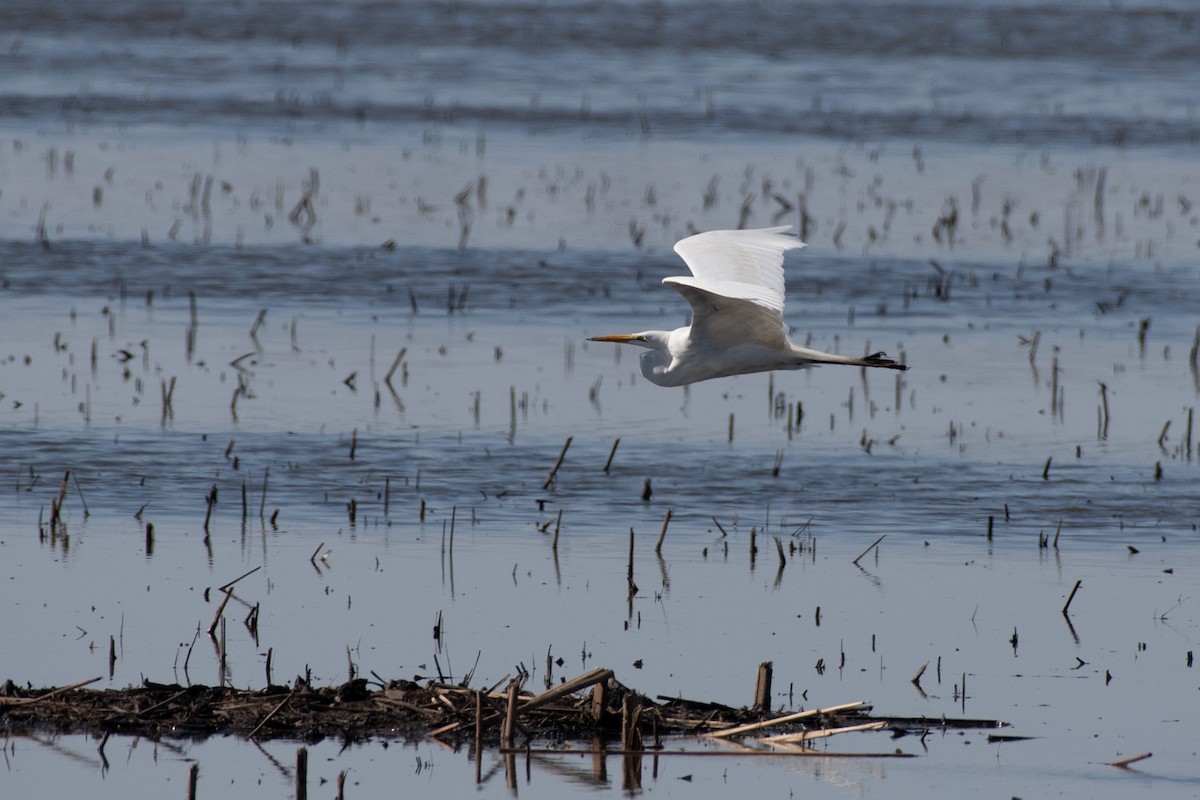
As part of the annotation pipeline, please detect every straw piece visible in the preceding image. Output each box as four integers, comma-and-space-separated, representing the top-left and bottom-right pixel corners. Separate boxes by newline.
762, 720, 887, 743
706, 701, 869, 739
1110, 752, 1152, 769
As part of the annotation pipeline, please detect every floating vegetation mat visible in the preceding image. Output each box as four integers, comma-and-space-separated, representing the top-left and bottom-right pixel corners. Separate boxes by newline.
0, 668, 1005, 757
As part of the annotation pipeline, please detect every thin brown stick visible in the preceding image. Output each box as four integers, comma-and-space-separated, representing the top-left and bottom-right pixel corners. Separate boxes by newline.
655, 509, 672, 555
543, 436, 573, 489
852, 534, 886, 566
384, 347, 407, 386
501, 680, 520, 748
248, 689, 296, 739
519, 667, 614, 714
762, 721, 888, 743
911, 662, 928, 685
499, 746, 912, 759
603, 438, 621, 473
1110, 752, 1152, 768
0, 676, 102, 706
706, 701, 868, 739
209, 589, 233, 637
1062, 579, 1082, 616
218, 565, 262, 592
296, 746, 308, 800
135, 688, 190, 717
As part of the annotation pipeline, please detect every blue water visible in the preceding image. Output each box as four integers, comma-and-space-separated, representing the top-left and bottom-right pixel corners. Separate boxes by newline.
2, 2, 1200, 798
4, 0, 1198, 147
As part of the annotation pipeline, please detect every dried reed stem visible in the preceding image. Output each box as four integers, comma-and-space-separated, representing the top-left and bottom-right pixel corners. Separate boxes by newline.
852, 534, 886, 566
706, 701, 869, 739
1062, 579, 1082, 616
543, 436, 573, 489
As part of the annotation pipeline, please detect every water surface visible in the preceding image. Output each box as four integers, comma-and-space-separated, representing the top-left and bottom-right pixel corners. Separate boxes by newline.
2, 1, 1199, 797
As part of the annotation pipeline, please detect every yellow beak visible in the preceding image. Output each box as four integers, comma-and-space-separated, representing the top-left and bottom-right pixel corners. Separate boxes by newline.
588, 334, 644, 343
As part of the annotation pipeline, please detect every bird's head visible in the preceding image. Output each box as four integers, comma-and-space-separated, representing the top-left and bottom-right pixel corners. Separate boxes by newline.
589, 331, 679, 385
588, 331, 677, 354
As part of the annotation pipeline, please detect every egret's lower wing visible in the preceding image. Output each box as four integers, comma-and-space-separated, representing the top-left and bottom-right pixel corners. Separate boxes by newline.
664, 279, 789, 351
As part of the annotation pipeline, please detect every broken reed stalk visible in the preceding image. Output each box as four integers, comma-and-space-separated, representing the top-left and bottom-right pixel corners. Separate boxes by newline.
1062, 579, 1082, 616
71, 471, 89, 517
259, 466, 269, 522
384, 347, 407, 386
655, 509, 672, 555
912, 662, 928, 685
753, 661, 773, 712
772, 536, 786, 567
474, 690, 484, 754
296, 747, 308, 800
706, 700, 869, 739
208, 589, 233, 637
552, 509, 563, 551
621, 694, 643, 752
218, 565, 261, 593
203, 485, 217, 534
513, 746, 911, 758
501, 679, 520, 748
543, 436, 573, 489
763, 721, 888, 743
519, 667, 614, 714
1051, 356, 1059, 415
603, 437, 621, 474
1098, 381, 1110, 438
1110, 752, 1152, 769
852, 534, 886, 566
187, 763, 199, 800
0, 675, 102, 707
248, 689, 296, 739
1187, 407, 1195, 461
627, 528, 636, 589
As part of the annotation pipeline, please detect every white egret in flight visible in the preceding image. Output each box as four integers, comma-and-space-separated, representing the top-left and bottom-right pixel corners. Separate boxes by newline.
590, 226, 907, 387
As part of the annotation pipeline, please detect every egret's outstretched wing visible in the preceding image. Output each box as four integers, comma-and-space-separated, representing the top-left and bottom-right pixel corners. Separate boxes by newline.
664, 281, 790, 352
667, 226, 805, 314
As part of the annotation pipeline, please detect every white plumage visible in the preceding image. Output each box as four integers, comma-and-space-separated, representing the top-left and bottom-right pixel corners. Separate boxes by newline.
590, 226, 906, 387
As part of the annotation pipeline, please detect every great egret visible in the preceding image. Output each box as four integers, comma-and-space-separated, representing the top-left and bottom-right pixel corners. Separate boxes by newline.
590, 226, 907, 387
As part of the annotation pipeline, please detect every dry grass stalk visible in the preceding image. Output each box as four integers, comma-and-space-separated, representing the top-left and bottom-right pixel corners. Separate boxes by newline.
852, 534, 886, 566
706, 701, 869, 739
762, 720, 888, 743
543, 436, 573, 489
1110, 752, 1152, 768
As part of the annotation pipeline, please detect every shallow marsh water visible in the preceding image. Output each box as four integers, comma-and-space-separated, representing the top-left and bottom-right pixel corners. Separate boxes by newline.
3, 0, 1200, 797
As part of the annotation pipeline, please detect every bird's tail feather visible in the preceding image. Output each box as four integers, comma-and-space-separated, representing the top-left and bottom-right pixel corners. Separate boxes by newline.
801, 350, 908, 370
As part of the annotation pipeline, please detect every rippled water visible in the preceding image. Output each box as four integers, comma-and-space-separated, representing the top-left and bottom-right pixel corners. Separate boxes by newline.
3, 1, 1200, 797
